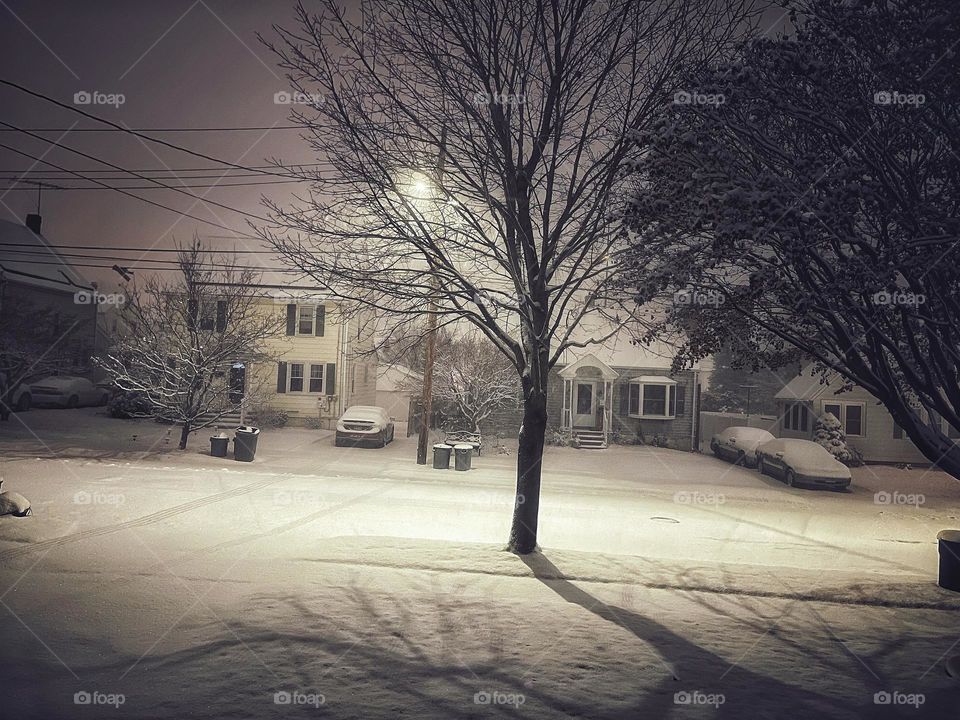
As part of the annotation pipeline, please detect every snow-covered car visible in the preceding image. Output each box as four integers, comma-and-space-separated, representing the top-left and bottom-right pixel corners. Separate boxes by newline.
29, 376, 109, 408
710, 426, 775, 467
335, 406, 395, 447
756, 438, 851, 490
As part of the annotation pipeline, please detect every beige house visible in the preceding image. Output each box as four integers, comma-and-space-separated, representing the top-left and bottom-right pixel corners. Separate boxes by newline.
249, 294, 377, 427
774, 367, 958, 464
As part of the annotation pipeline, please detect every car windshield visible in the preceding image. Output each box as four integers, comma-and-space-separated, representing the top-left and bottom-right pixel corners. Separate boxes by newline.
342, 407, 384, 421
732, 428, 774, 441
785, 442, 834, 463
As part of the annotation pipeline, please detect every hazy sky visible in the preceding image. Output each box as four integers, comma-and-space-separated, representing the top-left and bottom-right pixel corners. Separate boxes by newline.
0, 0, 322, 290
0, 1, 790, 292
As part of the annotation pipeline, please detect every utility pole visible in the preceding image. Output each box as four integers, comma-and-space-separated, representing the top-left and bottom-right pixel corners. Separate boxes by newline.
416, 125, 447, 465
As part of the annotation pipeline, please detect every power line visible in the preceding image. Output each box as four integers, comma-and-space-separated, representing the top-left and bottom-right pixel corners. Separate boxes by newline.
0, 126, 303, 132
0, 78, 311, 179
0, 256, 302, 273
0, 179, 305, 190
0, 142, 262, 238
0, 242, 275, 253
0, 162, 330, 174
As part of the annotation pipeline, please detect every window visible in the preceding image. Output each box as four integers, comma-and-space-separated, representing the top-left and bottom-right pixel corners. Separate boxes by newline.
627, 380, 676, 419
783, 402, 809, 432
289, 363, 304, 392
821, 401, 864, 437
309, 364, 324, 393
298, 305, 314, 335
643, 385, 666, 415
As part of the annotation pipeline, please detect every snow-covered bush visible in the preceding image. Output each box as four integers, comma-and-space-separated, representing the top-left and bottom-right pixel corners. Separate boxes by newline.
257, 408, 289, 428
814, 413, 862, 466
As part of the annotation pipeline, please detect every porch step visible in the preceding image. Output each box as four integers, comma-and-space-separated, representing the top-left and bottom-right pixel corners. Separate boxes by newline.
195, 411, 246, 429
574, 430, 607, 450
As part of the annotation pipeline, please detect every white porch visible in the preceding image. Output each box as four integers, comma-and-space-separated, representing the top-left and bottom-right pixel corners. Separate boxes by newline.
558, 353, 618, 449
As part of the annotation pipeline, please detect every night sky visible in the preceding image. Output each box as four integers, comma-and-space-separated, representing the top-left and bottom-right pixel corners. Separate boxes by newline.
0, 0, 328, 290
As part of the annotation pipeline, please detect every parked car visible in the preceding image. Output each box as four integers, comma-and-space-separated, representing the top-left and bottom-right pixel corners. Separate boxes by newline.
710, 426, 775, 467
756, 438, 852, 490
9, 382, 32, 411
29, 376, 110, 408
335, 406, 395, 447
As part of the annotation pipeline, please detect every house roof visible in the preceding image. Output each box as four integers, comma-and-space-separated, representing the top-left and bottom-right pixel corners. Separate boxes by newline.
774, 366, 837, 401
376, 363, 423, 392
0, 219, 93, 293
555, 318, 712, 372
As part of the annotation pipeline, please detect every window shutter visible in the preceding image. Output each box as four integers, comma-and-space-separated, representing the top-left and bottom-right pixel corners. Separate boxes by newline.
326, 363, 336, 396
285, 304, 296, 335
277, 361, 287, 393
315, 305, 325, 337
676, 385, 686, 416
215, 300, 227, 332
619, 384, 629, 415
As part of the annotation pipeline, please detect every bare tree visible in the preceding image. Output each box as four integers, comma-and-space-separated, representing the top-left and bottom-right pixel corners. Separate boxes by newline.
95, 242, 282, 449
419, 334, 519, 433
261, 0, 762, 552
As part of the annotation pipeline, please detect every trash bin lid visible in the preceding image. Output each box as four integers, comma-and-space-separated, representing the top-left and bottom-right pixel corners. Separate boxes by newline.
236, 426, 260, 434
454, 444, 473, 450
433, 443, 452, 449
938, 530, 960, 544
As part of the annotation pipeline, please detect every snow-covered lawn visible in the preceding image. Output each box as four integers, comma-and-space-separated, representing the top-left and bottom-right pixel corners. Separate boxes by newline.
1, 409, 958, 717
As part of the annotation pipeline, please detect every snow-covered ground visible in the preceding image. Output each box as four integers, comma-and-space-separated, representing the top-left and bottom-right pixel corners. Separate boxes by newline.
0, 408, 958, 718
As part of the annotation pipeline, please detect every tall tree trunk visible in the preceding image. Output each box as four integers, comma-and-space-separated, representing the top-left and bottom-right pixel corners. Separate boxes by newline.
179, 421, 191, 450
509, 364, 548, 554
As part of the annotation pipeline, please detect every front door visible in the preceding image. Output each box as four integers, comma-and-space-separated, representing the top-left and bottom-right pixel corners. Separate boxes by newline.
573, 381, 596, 428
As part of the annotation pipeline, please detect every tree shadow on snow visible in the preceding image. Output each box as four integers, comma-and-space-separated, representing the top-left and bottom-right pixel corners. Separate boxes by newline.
520, 552, 956, 719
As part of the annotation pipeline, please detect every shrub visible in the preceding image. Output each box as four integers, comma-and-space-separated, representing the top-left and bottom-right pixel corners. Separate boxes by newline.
303, 416, 324, 430
257, 408, 289, 428
545, 428, 570, 446
107, 390, 152, 419
814, 412, 862, 466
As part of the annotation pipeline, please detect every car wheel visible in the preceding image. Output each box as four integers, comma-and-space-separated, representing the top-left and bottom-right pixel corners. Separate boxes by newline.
378, 431, 387, 448
710, 441, 720, 456
16, 393, 31, 412
735, 451, 746, 466
785, 468, 796, 487
66, 395, 79, 409
758, 456, 765, 475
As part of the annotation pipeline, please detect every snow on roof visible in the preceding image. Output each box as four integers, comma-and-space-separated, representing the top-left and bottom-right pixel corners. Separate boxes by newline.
376, 363, 423, 392
0, 219, 92, 293
556, 317, 712, 371
774, 366, 837, 401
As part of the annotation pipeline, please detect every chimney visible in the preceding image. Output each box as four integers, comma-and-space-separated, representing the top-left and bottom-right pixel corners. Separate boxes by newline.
25, 214, 42, 234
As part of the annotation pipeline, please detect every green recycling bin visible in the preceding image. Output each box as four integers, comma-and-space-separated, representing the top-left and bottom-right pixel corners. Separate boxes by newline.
454, 443, 473, 471
233, 426, 260, 462
433, 443, 452, 469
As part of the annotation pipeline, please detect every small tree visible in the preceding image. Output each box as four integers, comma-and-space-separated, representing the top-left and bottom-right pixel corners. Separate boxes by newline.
431, 334, 519, 433
95, 242, 282, 449
813, 412, 861, 466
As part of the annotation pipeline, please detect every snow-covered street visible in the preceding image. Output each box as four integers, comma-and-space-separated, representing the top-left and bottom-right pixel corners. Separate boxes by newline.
1, 411, 959, 717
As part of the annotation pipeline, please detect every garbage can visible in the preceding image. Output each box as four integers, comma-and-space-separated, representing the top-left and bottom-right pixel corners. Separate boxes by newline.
938, 530, 960, 592
209, 433, 229, 457
233, 426, 261, 462
433, 443, 452, 469
454, 443, 473, 471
